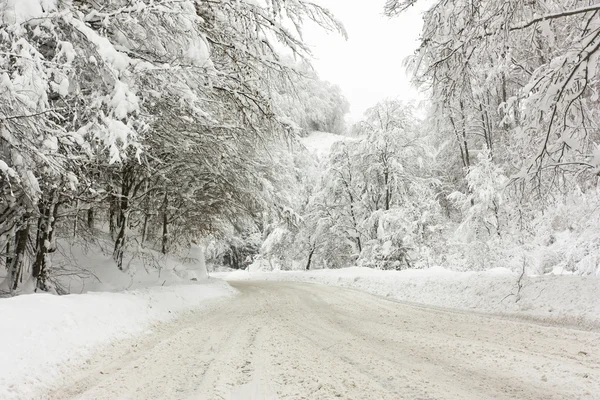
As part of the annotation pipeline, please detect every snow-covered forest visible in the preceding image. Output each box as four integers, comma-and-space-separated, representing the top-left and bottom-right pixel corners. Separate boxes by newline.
1, 0, 599, 293
247, 0, 600, 277
0, 0, 350, 294
3, 0, 600, 398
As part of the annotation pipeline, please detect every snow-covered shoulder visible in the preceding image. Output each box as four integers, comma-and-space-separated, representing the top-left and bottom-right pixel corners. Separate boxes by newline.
0, 280, 236, 400
224, 267, 600, 329
0, 238, 235, 400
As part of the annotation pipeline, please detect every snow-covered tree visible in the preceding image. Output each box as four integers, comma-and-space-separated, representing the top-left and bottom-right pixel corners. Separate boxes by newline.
0, 0, 345, 292
387, 0, 600, 192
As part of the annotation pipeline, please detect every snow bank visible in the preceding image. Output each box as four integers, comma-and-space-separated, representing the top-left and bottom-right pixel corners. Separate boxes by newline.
14, 237, 213, 294
224, 267, 600, 328
0, 280, 236, 400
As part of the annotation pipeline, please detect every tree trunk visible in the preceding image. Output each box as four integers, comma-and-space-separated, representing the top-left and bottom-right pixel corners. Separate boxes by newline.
33, 189, 59, 291
305, 246, 316, 271
384, 169, 391, 211
109, 194, 117, 240
459, 99, 471, 168
87, 207, 94, 230
113, 213, 128, 270
5, 241, 11, 271
341, 149, 362, 254
449, 115, 467, 168
70, 199, 78, 237
140, 180, 150, 247
230, 247, 239, 269
9, 216, 30, 293
161, 191, 168, 255
113, 166, 134, 270
141, 212, 150, 248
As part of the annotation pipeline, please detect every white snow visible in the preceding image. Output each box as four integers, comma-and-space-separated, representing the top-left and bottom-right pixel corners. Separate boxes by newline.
40, 281, 600, 400
0, 280, 236, 400
299, 131, 355, 159
40, 238, 215, 293
109, 81, 139, 120
70, 18, 130, 74
223, 266, 600, 328
188, 243, 209, 280
0, 0, 57, 25
0, 238, 237, 400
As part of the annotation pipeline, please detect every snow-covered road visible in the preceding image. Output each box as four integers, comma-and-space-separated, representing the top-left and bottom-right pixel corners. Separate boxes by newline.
52, 281, 600, 400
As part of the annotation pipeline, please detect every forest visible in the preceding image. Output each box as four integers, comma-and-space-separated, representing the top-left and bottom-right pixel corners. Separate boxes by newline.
1, 0, 599, 297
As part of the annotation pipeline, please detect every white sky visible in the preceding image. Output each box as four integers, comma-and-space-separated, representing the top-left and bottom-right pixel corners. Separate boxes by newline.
303, 1, 426, 121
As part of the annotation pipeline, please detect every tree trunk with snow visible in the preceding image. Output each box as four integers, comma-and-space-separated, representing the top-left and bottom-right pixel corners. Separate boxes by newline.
32, 189, 59, 291
113, 166, 134, 270
8, 216, 30, 293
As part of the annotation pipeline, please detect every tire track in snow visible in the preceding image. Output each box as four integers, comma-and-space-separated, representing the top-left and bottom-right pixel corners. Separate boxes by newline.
47, 281, 600, 400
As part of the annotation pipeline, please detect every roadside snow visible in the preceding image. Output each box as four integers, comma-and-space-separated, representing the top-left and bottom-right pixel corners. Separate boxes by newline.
0, 280, 235, 400
8, 237, 213, 294
0, 232, 237, 400
223, 267, 600, 329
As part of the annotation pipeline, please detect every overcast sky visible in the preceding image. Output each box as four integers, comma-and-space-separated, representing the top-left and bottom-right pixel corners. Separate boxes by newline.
303, 1, 426, 121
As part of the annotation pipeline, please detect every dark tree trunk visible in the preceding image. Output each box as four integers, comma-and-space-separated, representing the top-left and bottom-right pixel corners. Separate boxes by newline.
384, 169, 391, 211
5, 241, 11, 271
33, 188, 59, 291
141, 212, 150, 247
113, 215, 128, 270
109, 194, 117, 240
32, 207, 49, 281
9, 215, 30, 293
140, 180, 150, 247
305, 246, 316, 271
161, 192, 168, 255
87, 208, 94, 230
459, 99, 471, 168
113, 166, 134, 270
230, 247, 240, 269
72, 200, 79, 237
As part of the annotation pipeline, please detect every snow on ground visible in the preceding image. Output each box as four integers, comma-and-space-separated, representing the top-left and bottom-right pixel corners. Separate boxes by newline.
0, 237, 237, 400
48, 281, 600, 400
0, 280, 236, 400
298, 131, 355, 159
3, 234, 213, 294
223, 266, 600, 329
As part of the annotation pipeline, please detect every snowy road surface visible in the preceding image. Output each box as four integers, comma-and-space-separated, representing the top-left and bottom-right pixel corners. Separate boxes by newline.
52, 281, 600, 400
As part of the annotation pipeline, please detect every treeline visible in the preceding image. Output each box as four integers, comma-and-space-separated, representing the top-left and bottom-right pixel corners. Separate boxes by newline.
252, 0, 600, 275
0, 0, 348, 294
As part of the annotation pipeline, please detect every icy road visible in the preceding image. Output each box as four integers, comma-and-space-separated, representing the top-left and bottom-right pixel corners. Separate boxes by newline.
53, 281, 600, 400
